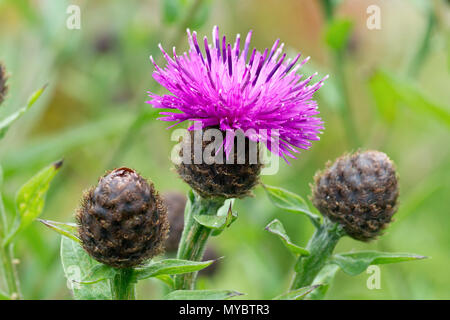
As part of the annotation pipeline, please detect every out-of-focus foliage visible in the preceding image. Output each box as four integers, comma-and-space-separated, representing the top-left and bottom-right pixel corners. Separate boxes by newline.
0, 0, 448, 299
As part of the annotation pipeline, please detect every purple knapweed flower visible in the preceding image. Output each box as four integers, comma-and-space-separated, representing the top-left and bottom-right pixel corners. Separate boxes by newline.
147, 26, 327, 161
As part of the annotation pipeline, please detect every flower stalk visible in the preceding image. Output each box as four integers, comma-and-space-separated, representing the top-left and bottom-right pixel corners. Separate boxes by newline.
291, 218, 344, 290
174, 192, 224, 290
0, 193, 21, 299
110, 268, 136, 300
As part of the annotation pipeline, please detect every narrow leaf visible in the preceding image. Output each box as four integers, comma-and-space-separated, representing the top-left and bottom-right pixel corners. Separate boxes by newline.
164, 289, 243, 300
324, 18, 353, 51
0, 83, 47, 139
4, 160, 62, 245
38, 219, 80, 243
274, 285, 320, 300
330, 251, 427, 276
60, 236, 111, 300
308, 264, 340, 300
263, 184, 320, 227
265, 219, 309, 256
79, 264, 117, 284
135, 259, 214, 280
0, 290, 10, 300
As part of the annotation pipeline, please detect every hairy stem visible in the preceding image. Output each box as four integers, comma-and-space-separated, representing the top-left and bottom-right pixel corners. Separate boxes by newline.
110, 268, 136, 300
174, 192, 224, 290
291, 219, 343, 290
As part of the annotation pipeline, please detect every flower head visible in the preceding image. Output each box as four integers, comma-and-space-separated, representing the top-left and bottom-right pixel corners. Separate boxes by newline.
311, 150, 399, 241
147, 26, 327, 161
77, 167, 169, 268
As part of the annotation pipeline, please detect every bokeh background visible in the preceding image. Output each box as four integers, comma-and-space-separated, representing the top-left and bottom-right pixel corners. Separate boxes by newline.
0, 0, 449, 299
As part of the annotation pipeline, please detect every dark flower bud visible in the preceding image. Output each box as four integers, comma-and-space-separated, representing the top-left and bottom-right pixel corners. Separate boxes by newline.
176, 127, 263, 199
0, 62, 9, 106
162, 191, 187, 253
311, 150, 399, 241
77, 167, 169, 268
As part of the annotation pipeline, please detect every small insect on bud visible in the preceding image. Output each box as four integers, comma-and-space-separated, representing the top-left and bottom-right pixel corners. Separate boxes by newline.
176, 128, 263, 199
77, 168, 169, 268
162, 192, 187, 253
0, 62, 9, 106
311, 150, 399, 241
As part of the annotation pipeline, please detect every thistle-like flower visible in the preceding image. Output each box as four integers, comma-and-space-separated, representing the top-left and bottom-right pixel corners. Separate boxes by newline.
0, 62, 8, 106
147, 26, 327, 161
311, 150, 399, 241
77, 168, 169, 268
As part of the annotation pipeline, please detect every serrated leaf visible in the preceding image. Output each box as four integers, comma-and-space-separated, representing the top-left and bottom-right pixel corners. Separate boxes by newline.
324, 18, 353, 51
164, 289, 243, 300
263, 184, 320, 227
4, 160, 62, 246
0, 83, 47, 139
60, 236, 111, 300
135, 259, 214, 280
274, 285, 320, 300
308, 264, 340, 300
329, 251, 427, 276
265, 219, 309, 256
38, 219, 80, 243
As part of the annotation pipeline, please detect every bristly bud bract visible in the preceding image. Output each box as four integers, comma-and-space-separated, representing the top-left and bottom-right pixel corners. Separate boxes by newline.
311, 150, 399, 241
77, 167, 169, 268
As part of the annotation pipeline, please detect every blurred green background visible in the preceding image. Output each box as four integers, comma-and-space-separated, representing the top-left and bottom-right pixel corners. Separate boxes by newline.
0, 0, 449, 299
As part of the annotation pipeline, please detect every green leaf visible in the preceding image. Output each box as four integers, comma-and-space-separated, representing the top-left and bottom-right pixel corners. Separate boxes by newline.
329, 251, 427, 276
0, 290, 10, 300
60, 236, 111, 300
307, 264, 340, 300
369, 70, 398, 123
324, 18, 353, 51
265, 219, 310, 256
4, 160, 62, 246
38, 219, 80, 243
162, 0, 183, 25
154, 274, 175, 288
0, 83, 47, 139
164, 289, 243, 300
135, 259, 214, 280
79, 264, 117, 284
263, 184, 320, 227
194, 198, 237, 234
371, 70, 450, 127
274, 285, 320, 300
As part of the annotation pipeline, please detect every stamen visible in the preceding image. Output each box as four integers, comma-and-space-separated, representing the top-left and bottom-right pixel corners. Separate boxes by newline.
227, 44, 233, 76
213, 25, 220, 57
268, 39, 280, 62
234, 34, 240, 59
192, 32, 205, 64
242, 30, 252, 62
283, 52, 301, 75
204, 36, 212, 69
222, 36, 227, 63
266, 53, 286, 82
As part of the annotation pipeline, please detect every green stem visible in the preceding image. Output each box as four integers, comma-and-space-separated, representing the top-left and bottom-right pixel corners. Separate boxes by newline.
291, 218, 343, 290
408, 6, 435, 78
0, 191, 21, 300
0, 245, 20, 299
110, 268, 136, 300
174, 192, 224, 290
